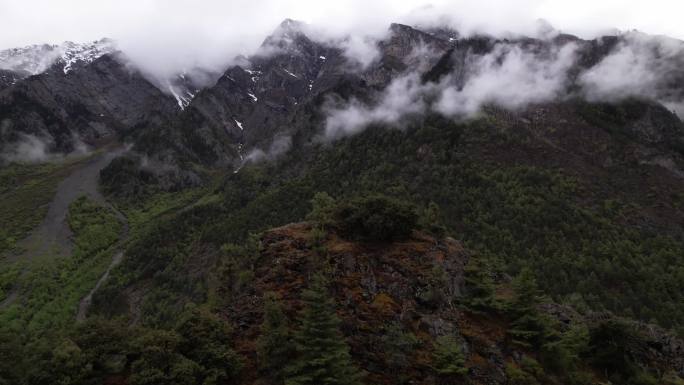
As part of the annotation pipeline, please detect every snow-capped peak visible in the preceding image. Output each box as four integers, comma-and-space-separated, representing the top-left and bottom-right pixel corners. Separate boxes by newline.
0, 38, 116, 76
61, 39, 116, 74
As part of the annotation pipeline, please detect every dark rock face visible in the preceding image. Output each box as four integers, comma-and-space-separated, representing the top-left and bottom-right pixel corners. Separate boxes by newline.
0, 54, 178, 153
156, 20, 464, 166
164, 19, 347, 165
365, 23, 453, 87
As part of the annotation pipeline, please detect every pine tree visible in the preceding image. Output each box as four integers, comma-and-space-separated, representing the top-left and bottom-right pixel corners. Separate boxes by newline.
507, 268, 550, 349
257, 292, 294, 383
419, 201, 446, 236
285, 275, 362, 385
432, 335, 468, 376
462, 255, 496, 312
307, 192, 336, 227
175, 309, 242, 385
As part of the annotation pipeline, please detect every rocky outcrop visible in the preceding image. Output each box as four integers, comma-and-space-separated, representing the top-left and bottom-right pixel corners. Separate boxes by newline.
223, 222, 470, 385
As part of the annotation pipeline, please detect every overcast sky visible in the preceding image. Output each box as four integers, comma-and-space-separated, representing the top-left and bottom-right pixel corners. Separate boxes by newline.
2, 0, 683, 76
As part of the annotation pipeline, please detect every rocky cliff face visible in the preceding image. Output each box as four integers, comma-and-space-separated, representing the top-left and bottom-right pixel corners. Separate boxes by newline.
136, 20, 473, 166
155, 19, 348, 165
0, 53, 178, 154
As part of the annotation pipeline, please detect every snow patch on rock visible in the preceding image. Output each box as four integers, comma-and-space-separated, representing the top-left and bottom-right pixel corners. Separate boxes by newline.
0, 38, 116, 75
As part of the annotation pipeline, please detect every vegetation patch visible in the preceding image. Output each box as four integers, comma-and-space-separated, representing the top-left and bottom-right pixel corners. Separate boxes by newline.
0, 161, 75, 254
0, 196, 122, 337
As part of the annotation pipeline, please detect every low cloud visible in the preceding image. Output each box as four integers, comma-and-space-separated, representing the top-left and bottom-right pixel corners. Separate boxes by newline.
1, 134, 52, 163
436, 42, 578, 117
324, 41, 578, 138
325, 27, 684, 140
325, 73, 438, 139
243, 135, 293, 164
1, 133, 90, 163
3, 0, 684, 84
579, 32, 684, 115
338, 35, 382, 70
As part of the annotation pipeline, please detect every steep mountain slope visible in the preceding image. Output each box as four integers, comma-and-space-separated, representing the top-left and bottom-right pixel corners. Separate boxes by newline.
0, 53, 179, 155
123, 22, 684, 173
131, 19, 349, 165
0, 39, 219, 160
130, 20, 465, 166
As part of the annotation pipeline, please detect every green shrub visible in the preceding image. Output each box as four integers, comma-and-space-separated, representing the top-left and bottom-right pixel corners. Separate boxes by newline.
285, 275, 362, 385
257, 292, 293, 382
432, 335, 467, 376
307, 192, 336, 226
381, 322, 421, 370
334, 195, 418, 241
506, 363, 539, 385
586, 319, 656, 385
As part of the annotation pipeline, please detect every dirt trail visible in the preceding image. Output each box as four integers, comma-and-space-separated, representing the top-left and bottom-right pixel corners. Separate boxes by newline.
1, 148, 130, 311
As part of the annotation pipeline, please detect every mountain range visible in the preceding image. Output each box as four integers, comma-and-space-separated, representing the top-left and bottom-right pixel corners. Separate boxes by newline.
1, 18, 683, 385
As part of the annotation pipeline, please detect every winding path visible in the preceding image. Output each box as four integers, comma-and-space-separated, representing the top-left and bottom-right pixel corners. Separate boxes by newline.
76, 202, 129, 321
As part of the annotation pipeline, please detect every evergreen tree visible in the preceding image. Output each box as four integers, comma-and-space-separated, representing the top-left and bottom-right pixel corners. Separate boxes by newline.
381, 322, 421, 371
334, 195, 418, 241
257, 292, 294, 383
175, 309, 242, 385
285, 275, 362, 385
130, 329, 199, 385
419, 201, 446, 236
462, 255, 496, 312
587, 319, 653, 383
540, 322, 589, 374
432, 335, 468, 376
307, 192, 336, 227
507, 268, 550, 349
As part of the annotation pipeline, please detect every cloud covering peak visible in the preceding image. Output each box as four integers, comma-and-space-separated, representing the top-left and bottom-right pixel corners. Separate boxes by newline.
1, 0, 684, 81
325, 40, 580, 138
